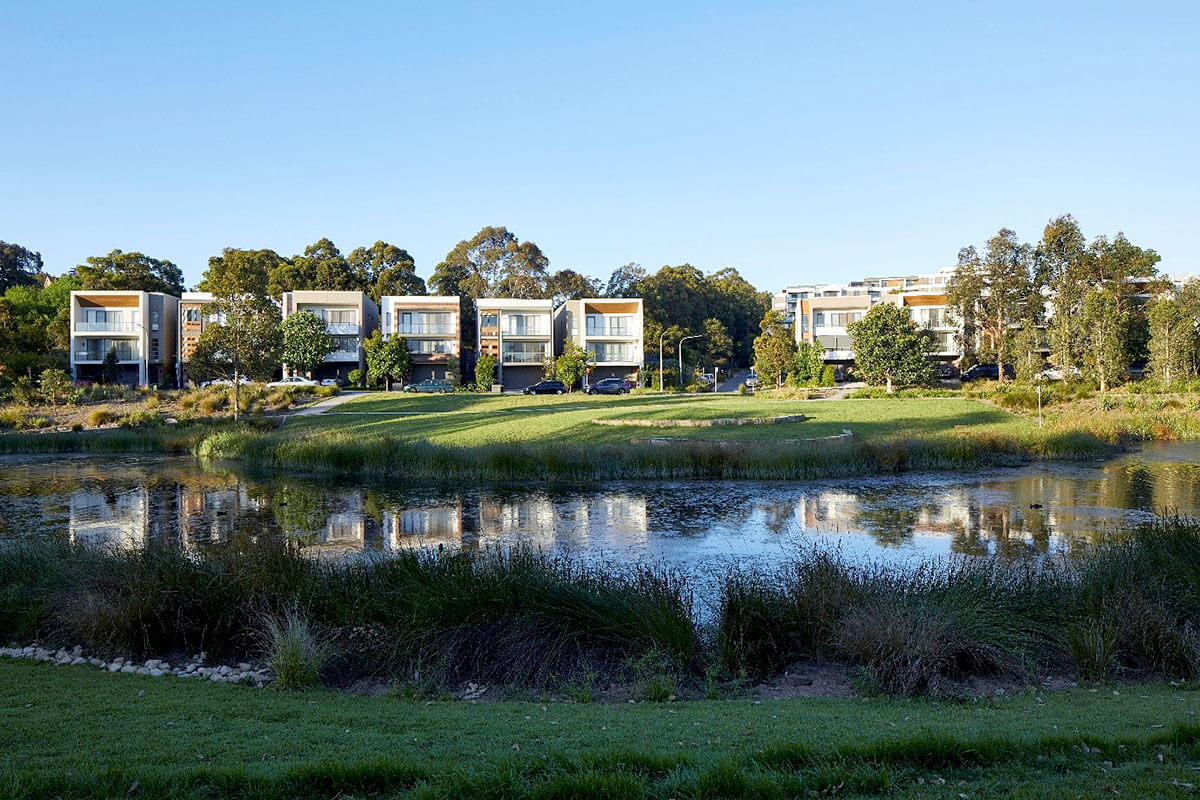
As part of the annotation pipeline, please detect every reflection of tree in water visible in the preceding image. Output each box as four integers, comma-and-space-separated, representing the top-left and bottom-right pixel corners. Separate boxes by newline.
642, 485, 756, 537
762, 501, 796, 535
854, 504, 919, 547
271, 483, 342, 538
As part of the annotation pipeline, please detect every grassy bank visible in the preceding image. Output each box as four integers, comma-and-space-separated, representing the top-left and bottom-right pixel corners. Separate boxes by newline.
6, 519, 1200, 698
3, 658, 1199, 799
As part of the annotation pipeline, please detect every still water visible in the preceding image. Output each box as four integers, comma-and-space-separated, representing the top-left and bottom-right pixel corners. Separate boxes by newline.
1, 443, 1198, 570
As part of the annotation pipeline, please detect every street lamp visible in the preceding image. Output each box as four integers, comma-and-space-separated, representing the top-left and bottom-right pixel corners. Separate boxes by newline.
658, 329, 668, 392
678, 335, 702, 389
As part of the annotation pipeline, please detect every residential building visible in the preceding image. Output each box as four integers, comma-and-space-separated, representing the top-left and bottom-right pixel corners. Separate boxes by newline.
69, 290, 178, 387
556, 297, 644, 384
280, 291, 379, 382
380, 295, 461, 383
475, 298, 555, 389
177, 291, 216, 386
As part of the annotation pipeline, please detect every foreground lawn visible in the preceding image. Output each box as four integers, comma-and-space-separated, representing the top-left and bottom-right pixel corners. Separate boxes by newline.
290, 394, 1032, 445
4, 660, 1199, 798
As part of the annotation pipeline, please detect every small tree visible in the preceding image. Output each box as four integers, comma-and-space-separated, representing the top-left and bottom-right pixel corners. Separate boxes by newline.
445, 355, 462, 387
191, 295, 283, 420
1081, 289, 1128, 392
554, 340, 593, 390
475, 353, 495, 392
752, 310, 797, 389
790, 340, 825, 386
848, 303, 935, 393
281, 310, 333, 378
363, 330, 411, 390
102, 347, 122, 385
39, 368, 72, 407
1147, 294, 1197, 386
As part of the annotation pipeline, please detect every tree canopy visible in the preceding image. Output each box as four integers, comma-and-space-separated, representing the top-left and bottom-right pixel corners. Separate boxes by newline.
751, 310, 797, 388
363, 330, 411, 390
73, 250, 184, 296
432, 226, 550, 300
0, 242, 44, 293
350, 241, 424, 303
848, 303, 934, 393
281, 310, 334, 376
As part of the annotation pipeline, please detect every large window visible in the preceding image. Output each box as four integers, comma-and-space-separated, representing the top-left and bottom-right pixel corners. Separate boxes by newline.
311, 308, 356, 326
331, 336, 358, 354
408, 339, 454, 355
77, 339, 139, 361
588, 342, 632, 363
78, 309, 140, 332
501, 341, 547, 363
504, 314, 541, 335
399, 312, 454, 335
813, 311, 861, 328
586, 315, 632, 336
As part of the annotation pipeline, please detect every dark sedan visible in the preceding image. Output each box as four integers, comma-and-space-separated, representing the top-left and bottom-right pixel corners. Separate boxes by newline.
961, 363, 1015, 382
587, 378, 631, 395
523, 380, 567, 395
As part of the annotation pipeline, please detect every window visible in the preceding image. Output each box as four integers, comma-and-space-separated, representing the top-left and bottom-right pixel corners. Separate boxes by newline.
185, 308, 201, 323
315, 309, 356, 326
151, 311, 160, 332
479, 312, 498, 329
501, 341, 547, 362
588, 342, 632, 362
408, 339, 453, 355
384, 312, 391, 333
505, 314, 540, 335
331, 336, 358, 354
587, 315, 631, 336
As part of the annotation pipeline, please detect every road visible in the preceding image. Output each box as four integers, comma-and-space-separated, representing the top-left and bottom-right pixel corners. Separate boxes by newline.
716, 369, 751, 392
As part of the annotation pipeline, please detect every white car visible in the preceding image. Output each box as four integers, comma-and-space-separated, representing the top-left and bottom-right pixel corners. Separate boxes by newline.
266, 376, 318, 388
697, 373, 716, 386
1037, 366, 1082, 382
319, 378, 343, 387
200, 376, 251, 388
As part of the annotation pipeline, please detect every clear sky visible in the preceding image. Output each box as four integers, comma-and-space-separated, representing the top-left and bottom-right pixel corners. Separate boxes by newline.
3, 1, 1197, 291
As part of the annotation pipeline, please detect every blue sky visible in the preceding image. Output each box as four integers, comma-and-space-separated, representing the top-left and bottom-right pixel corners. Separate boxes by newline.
3, 1, 1197, 291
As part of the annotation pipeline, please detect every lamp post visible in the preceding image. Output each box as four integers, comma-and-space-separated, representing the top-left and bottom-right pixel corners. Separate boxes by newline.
678, 335, 702, 389
658, 329, 668, 392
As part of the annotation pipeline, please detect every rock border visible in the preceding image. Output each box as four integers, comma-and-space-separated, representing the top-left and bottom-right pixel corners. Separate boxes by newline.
631, 429, 854, 446
0, 644, 271, 686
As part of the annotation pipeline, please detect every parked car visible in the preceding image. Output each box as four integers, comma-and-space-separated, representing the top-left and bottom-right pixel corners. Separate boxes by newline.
201, 376, 251, 388
697, 373, 716, 386
744, 374, 761, 389
932, 362, 958, 380
960, 363, 1014, 382
523, 380, 566, 395
587, 378, 631, 395
319, 378, 345, 387
404, 379, 454, 394
1036, 366, 1082, 382
266, 376, 318, 388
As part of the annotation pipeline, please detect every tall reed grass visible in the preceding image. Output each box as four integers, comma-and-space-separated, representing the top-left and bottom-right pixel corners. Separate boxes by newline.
6, 519, 1200, 694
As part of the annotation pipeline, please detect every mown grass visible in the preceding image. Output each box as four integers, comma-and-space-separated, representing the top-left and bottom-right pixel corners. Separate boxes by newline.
2, 657, 1199, 799
7, 519, 1200, 698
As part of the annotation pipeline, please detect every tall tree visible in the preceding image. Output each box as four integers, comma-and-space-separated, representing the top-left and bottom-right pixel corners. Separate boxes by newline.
1038, 215, 1088, 373
0, 242, 44, 293
1080, 288, 1126, 392
296, 238, 361, 292
751, 310, 797, 389
546, 269, 600, 304
603, 262, 646, 298
348, 241, 424, 303
0, 275, 79, 374
429, 253, 477, 352
948, 229, 1034, 382
701, 317, 734, 370
73, 250, 184, 296
436, 226, 550, 299
195, 248, 284, 418
1147, 282, 1200, 385
848, 303, 935, 393
280, 310, 334, 377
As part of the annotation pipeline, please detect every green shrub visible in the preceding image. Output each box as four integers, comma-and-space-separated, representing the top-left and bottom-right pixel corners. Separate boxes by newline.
86, 408, 119, 427
117, 409, 162, 428
737, 383, 749, 395
820, 365, 836, 387
347, 369, 364, 388
262, 606, 330, 690
69, 422, 83, 433
313, 385, 339, 398
0, 408, 29, 430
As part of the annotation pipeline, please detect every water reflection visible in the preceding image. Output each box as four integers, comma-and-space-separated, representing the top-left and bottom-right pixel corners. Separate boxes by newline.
1, 442, 1199, 570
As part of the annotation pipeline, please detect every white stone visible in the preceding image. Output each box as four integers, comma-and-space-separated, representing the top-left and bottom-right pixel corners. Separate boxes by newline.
136, 667, 149, 676
149, 669, 165, 678
120, 665, 136, 674
218, 665, 233, 676
237, 663, 252, 671
145, 659, 160, 670
72, 646, 82, 656
70, 657, 85, 666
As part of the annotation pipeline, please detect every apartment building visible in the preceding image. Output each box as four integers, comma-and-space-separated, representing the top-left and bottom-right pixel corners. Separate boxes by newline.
556, 298, 643, 384
475, 298, 555, 389
380, 295, 461, 382
280, 291, 379, 381
177, 291, 216, 386
69, 290, 178, 387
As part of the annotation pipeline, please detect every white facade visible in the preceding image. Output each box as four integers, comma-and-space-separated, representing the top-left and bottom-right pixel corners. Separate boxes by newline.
69, 290, 178, 386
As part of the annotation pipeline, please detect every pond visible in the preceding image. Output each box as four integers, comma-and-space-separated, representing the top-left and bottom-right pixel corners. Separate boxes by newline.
1, 442, 1198, 571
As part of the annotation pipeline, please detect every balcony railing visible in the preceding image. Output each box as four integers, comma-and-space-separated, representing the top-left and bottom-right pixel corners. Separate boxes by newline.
76, 320, 139, 333
503, 326, 543, 337
326, 323, 360, 335
75, 349, 140, 362
397, 323, 456, 335
501, 351, 547, 364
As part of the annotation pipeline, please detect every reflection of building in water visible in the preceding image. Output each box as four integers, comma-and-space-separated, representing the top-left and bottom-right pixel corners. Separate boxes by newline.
480, 498, 556, 549
177, 485, 267, 547
383, 503, 466, 551
557, 494, 649, 548
307, 492, 368, 553
69, 488, 149, 549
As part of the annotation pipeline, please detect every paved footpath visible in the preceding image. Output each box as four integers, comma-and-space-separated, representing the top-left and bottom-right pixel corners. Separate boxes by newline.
288, 391, 365, 417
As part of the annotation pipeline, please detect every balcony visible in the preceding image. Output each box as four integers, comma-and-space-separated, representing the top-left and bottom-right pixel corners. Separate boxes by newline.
397, 323, 456, 336
75, 349, 140, 362
503, 326, 544, 337
325, 349, 360, 362
501, 351, 547, 364
76, 320, 140, 333
326, 323, 360, 335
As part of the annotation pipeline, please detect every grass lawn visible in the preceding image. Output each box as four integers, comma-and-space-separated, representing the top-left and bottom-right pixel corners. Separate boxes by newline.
3, 660, 1199, 798
288, 393, 1033, 445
